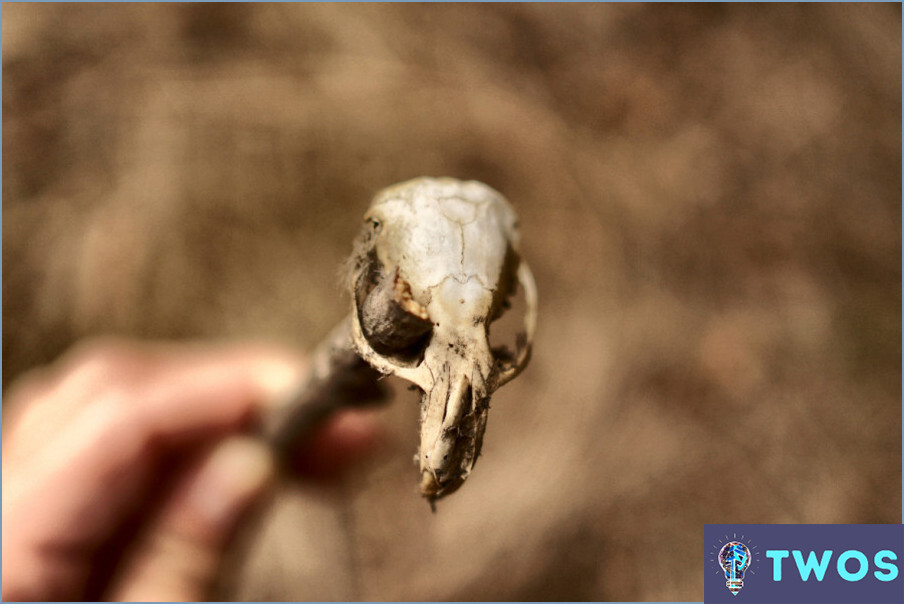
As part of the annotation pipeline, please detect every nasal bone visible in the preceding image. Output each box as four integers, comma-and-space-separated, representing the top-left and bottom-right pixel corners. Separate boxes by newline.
424, 370, 472, 472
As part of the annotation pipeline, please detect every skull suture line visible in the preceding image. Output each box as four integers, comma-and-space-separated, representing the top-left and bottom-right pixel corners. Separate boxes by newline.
347, 178, 536, 502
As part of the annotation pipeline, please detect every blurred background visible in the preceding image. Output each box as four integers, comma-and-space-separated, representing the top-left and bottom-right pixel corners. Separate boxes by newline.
3, 3, 901, 601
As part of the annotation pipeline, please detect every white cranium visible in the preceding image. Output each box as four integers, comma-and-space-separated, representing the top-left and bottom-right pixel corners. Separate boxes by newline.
347, 177, 536, 501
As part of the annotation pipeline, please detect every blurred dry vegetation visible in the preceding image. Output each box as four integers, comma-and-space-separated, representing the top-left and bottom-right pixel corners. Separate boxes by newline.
3, 3, 902, 601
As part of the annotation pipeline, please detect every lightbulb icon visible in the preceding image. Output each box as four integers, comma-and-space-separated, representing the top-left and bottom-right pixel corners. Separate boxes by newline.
718, 541, 751, 596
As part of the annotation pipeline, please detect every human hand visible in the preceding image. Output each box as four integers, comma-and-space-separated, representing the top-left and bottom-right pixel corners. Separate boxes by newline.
2, 338, 380, 602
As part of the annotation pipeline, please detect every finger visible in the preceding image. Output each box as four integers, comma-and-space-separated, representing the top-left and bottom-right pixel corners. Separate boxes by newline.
2, 340, 304, 601
4, 344, 298, 531
109, 436, 275, 602
72, 339, 307, 442
4, 339, 306, 466
290, 408, 385, 480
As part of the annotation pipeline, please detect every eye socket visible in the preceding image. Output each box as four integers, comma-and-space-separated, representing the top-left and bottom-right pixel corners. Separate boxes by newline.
356, 265, 433, 365
352, 214, 431, 365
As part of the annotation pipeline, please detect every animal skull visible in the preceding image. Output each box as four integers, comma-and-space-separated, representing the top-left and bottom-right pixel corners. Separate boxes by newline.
347, 177, 536, 502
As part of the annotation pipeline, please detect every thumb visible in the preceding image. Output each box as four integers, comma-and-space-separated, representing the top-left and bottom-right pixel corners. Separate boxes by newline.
110, 437, 275, 602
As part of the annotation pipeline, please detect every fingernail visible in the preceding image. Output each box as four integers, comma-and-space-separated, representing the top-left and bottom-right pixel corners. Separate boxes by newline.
252, 358, 306, 405
292, 409, 385, 479
187, 437, 275, 531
